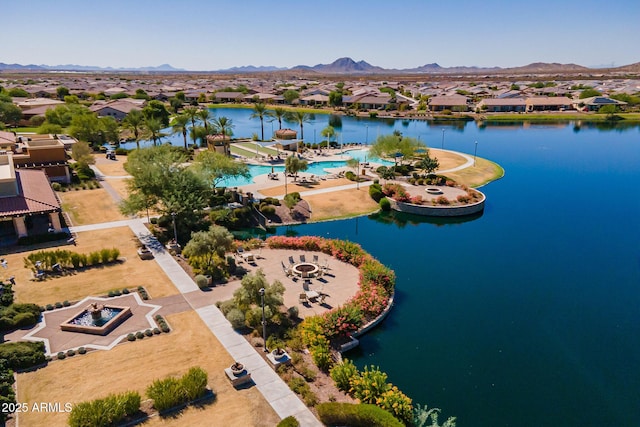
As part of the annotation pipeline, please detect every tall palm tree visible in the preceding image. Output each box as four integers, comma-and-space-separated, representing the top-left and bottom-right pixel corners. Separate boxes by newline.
144, 117, 163, 146
183, 106, 200, 146
250, 103, 268, 141
197, 109, 212, 132
268, 106, 287, 131
123, 109, 145, 149
213, 116, 234, 155
286, 110, 311, 143
171, 114, 190, 149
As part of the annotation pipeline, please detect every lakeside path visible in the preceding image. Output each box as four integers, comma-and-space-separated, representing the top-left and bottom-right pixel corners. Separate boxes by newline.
69, 219, 322, 426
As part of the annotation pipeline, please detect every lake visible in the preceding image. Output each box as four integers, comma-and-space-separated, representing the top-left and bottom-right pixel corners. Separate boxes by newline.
137, 109, 640, 425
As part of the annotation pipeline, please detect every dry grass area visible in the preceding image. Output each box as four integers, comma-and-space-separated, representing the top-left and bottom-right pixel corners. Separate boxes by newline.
92, 154, 130, 177
16, 311, 280, 427
8, 227, 180, 305
259, 177, 353, 197
104, 177, 131, 199
430, 148, 468, 170
444, 157, 504, 188
58, 188, 127, 226
306, 188, 380, 221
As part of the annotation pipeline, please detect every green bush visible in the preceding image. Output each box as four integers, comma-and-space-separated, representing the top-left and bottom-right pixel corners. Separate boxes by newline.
369, 183, 384, 202
57, 352, 66, 360
349, 365, 389, 404
181, 366, 208, 401
330, 359, 359, 392
277, 416, 300, 427
316, 402, 403, 427
194, 274, 209, 289
0, 341, 46, 370
68, 391, 141, 427
0, 303, 41, 331
51, 182, 62, 191
88, 251, 101, 265
260, 204, 276, 215
226, 308, 246, 330
148, 377, 184, 412
100, 248, 111, 264
345, 171, 357, 181
127, 333, 136, 341
379, 197, 391, 211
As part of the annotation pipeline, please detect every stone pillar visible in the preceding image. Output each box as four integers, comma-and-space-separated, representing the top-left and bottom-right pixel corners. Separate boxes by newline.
49, 212, 63, 232
13, 216, 27, 237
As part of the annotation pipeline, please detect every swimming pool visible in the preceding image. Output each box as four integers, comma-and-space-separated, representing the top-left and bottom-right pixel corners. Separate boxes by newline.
220, 151, 394, 187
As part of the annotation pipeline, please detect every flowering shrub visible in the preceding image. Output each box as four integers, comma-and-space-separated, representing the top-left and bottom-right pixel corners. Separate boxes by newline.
320, 305, 362, 338
349, 365, 389, 404
435, 196, 450, 205
376, 385, 413, 425
456, 194, 471, 203
410, 195, 423, 204
330, 359, 359, 392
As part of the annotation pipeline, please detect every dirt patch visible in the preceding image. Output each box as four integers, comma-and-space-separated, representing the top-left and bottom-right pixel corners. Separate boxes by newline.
16, 311, 280, 427
430, 148, 468, 170
103, 177, 131, 199
92, 154, 130, 177
58, 188, 127, 226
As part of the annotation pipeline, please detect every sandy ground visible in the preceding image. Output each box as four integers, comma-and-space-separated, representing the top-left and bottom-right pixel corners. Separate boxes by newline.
443, 157, 504, 187
306, 188, 380, 221
258, 177, 354, 197
430, 148, 468, 171
7, 227, 180, 305
16, 311, 280, 427
57, 188, 128, 226
92, 154, 130, 176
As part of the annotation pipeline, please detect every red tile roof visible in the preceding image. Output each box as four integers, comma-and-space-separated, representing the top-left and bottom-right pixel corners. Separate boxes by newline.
0, 169, 60, 217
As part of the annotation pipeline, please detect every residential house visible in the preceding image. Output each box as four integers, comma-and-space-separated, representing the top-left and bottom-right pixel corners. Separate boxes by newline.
476, 98, 527, 112
89, 99, 145, 120
213, 92, 246, 102
428, 95, 469, 112
525, 97, 574, 112
11, 135, 70, 183
574, 96, 627, 112
0, 153, 63, 240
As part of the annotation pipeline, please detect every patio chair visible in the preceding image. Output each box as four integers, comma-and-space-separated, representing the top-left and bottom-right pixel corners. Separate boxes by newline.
312, 254, 319, 265
318, 294, 327, 305
288, 256, 296, 266
300, 254, 306, 263
237, 246, 245, 255
299, 293, 309, 304
322, 259, 330, 270
281, 261, 293, 277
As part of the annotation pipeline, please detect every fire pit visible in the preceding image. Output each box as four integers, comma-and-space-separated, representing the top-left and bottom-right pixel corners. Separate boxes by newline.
292, 263, 319, 278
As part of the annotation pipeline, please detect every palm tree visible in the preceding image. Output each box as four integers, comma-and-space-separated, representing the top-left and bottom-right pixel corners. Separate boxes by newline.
321, 125, 336, 147
286, 111, 311, 143
171, 114, 190, 149
285, 155, 308, 182
144, 117, 163, 146
183, 106, 200, 146
212, 116, 234, 155
197, 109, 212, 132
250, 102, 268, 141
268, 106, 287, 130
123, 109, 145, 149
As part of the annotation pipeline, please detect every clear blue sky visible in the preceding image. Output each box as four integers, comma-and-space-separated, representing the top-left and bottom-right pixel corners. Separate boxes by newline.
3, 0, 639, 70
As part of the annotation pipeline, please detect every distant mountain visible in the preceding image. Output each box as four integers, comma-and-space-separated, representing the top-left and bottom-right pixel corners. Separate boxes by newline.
501, 62, 589, 73
218, 65, 288, 73
292, 57, 385, 74
0, 62, 185, 72
612, 62, 640, 72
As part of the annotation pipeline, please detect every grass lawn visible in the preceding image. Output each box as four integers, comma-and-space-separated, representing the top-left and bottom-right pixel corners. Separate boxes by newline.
16, 311, 280, 427
58, 188, 127, 226
444, 157, 504, 188
8, 227, 180, 305
306, 187, 380, 221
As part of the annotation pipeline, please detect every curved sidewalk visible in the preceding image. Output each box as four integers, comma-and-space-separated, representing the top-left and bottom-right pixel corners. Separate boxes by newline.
70, 219, 321, 426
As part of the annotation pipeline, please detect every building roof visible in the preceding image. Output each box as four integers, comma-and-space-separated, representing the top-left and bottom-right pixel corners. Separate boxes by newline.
429, 95, 469, 106
578, 96, 627, 106
479, 98, 527, 106
0, 131, 16, 146
90, 100, 142, 114
0, 169, 61, 217
526, 97, 573, 106
214, 92, 245, 99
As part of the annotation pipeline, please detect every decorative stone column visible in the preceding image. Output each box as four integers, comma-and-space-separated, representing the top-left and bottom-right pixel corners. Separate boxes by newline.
13, 216, 27, 237
49, 212, 62, 232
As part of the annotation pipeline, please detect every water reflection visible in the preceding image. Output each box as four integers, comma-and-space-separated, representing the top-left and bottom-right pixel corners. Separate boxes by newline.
368, 210, 483, 228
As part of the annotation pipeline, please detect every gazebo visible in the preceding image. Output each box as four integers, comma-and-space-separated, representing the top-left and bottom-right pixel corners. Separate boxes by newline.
206, 134, 230, 156
273, 129, 299, 152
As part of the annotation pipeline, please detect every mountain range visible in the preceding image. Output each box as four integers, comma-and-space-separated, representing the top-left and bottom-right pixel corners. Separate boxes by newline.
1, 57, 638, 74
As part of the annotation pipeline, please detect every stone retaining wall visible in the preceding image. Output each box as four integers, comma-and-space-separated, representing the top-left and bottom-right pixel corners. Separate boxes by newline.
389, 192, 485, 217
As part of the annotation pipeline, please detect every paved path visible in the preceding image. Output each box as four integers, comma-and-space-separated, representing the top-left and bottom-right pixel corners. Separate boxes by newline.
69, 219, 322, 426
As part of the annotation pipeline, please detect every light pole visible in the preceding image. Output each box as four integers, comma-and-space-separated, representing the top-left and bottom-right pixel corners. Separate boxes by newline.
474, 141, 478, 167
441, 128, 445, 149
171, 212, 178, 244
259, 288, 267, 352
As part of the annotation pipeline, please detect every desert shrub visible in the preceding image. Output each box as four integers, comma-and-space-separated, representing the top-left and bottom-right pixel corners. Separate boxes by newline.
88, 251, 101, 265
63, 300, 71, 307
109, 248, 120, 262
122, 288, 130, 294
57, 352, 66, 360
345, 171, 356, 181
67, 349, 76, 357
194, 274, 209, 289
435, 196, 450, 205
51, 182, 62, 191
100, 248, 111, 264
147, 377, 183, 412
127, 333, 136, 341
330, 359, 359, 392
456, 194, 471, 203
181, 366, 208, 401
46, 304, 54, 311
78, 347, 87, 354
316, 402, 403, 427
287, 305, 299, 319
0, 303, 41, 331
277, 416, 300, 427
287, 377, 318, 406
55, 301, 63, 309
135, 331, 144, 339
68, 391, 141, 427
226, 308, 246, 330
161, 325, 170, 333
260, 204, 276, 215
153, 328, 161, 335
144, 329, 153, 337
376, 385, 413, 425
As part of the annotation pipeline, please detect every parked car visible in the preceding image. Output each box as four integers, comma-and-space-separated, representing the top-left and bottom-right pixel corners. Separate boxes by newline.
106, 149, 116, 160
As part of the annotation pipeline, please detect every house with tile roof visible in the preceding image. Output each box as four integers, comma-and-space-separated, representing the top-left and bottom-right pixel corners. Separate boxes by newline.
0, 153, 63, 240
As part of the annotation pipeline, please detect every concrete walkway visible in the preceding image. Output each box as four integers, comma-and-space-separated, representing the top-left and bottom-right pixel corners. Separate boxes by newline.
69, 219, 322, 426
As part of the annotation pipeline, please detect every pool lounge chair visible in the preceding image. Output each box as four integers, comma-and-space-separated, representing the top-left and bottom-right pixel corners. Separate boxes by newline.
299, 293, 309, 304
288, 256, 296, 266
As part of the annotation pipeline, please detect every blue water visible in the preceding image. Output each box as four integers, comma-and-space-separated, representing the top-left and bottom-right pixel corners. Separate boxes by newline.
128, 108, 640, 425
268, 121, 640, 427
